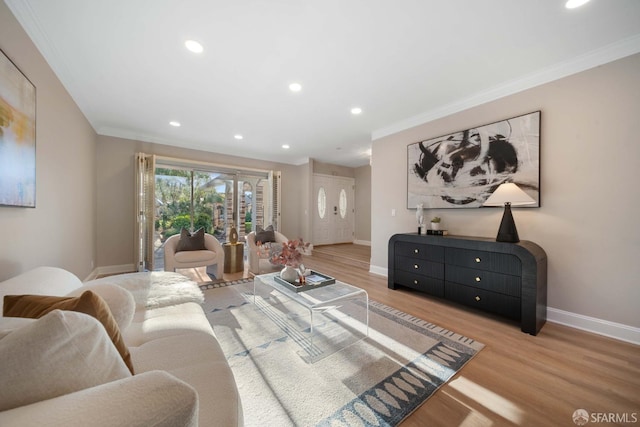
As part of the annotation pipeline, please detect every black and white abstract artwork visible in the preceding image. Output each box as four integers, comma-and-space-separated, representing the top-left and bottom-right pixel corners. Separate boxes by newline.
407, 111, 540, 209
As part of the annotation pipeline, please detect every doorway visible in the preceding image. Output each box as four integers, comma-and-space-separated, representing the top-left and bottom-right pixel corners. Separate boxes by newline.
312, 174, 355, 245
135, 153, 277, 272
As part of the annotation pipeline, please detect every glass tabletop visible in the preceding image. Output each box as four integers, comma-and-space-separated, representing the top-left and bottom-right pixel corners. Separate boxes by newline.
254, 272, 367, 309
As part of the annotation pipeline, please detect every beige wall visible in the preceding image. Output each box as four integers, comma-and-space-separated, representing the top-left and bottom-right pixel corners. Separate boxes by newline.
354, 165, 371, 243
312, 160, 356, 178
0, 3, 97, 281
371, 53, 640, 330
96, 135, 308, 268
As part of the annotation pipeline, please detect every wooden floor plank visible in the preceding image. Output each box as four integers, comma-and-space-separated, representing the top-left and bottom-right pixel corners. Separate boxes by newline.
106, 243, 640, 425
301, 244, 640, 426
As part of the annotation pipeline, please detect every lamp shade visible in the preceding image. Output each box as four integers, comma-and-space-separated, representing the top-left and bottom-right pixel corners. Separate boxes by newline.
483, 183, 535, 243
483, 183, 535, 207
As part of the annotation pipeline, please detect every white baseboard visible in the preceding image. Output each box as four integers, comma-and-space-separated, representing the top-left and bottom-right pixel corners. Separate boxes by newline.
547, 307, 639, 345
354, 239, 371, 246
369, 264, 388, 277
86, 264, 136, 281
84, 269, 100, 281
370, 264, 639, 345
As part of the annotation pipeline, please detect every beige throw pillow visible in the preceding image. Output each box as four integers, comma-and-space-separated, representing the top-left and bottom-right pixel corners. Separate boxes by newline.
3, 291, 134, 374
0, 310, 132, 411
67, 283, 136, 331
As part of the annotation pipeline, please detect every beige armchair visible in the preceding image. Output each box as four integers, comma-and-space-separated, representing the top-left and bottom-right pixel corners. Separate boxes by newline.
164, 233, 225, 279
246, 230, 288, 276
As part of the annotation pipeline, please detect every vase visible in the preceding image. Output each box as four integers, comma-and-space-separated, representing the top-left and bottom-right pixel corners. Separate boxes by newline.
431, 222, 440, 231
229, 227, 238, 244
280, 265, 298, 283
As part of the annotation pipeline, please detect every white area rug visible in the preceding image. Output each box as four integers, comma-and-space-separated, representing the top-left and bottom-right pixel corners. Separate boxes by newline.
202, 280, 484, 426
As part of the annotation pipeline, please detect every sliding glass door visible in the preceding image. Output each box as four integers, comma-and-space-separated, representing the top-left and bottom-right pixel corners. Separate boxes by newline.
155, 168, 226, 240
151, 160, 275, 270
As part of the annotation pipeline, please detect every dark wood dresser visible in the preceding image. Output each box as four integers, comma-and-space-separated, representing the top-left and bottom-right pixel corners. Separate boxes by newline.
388, 233, 547, 335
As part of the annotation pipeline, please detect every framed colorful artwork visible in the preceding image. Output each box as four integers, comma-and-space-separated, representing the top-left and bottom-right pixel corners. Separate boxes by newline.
0, 48, 36, 208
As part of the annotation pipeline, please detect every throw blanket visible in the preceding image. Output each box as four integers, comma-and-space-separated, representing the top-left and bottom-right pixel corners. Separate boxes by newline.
90, 272, 204, 309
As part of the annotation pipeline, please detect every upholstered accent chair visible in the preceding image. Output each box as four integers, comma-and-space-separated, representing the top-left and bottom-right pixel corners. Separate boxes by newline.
246, 230, 288, 276
164, 233, 225, 279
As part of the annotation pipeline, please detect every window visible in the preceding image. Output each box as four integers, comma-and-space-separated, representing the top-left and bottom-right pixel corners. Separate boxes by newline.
317, 187, 326, 219
339, 188, 347, 219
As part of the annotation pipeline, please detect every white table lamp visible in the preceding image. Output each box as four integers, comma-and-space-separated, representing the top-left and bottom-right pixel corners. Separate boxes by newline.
483, 183, 535, 242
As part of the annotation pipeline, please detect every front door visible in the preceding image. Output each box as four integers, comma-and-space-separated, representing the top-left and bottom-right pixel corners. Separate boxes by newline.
312, 174, 355, 245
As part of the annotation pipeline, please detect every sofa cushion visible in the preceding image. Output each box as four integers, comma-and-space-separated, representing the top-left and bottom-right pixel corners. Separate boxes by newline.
0, 317, 35, 340
67, 283, 136, 331
123, 302, 214, 347
174, 250, 216, 264
0, 371, 199, 427
131, 332, 242, 427
3, 291, 134, 374
255, 225, 276, 243
176, 227, 206, 252
0, 310, 131, 412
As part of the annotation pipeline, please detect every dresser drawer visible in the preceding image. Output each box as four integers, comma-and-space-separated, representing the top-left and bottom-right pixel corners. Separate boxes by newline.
396, 255, 444, 279
445, 247, 521, 275
389, 233, 547, 335
445, 282, 521, 320
445, 265, 521, 297
395, 241, 444, 262
395, 270, 444, 297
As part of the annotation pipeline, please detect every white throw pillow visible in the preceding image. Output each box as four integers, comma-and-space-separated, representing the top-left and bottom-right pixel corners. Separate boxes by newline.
67, 283, 136, 330
0, 309, 132, 411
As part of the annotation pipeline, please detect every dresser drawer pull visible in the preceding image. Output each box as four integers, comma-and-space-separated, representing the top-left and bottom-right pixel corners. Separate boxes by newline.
475, 296, 481, 302
475, 276, 481, 282
475, 257, 481, 263
414, 264, 419, 269
414, 280, 419, 285
414, 248, 419, 254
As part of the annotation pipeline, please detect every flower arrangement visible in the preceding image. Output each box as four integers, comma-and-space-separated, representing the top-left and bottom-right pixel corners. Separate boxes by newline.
270, 238, 310, 268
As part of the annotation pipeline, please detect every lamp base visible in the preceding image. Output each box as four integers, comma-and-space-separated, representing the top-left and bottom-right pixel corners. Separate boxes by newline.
496, 203, 520, 243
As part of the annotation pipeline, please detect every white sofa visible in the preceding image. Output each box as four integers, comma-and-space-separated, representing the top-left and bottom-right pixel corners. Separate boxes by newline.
0, 267, 243, 427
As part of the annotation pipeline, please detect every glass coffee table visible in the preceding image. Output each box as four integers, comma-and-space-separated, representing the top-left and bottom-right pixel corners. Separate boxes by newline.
254, 272, 369, 363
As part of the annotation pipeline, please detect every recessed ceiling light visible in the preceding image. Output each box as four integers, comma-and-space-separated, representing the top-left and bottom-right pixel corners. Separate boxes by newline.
185, 40, 204, 54
289, 83, 302, 92
234, 134, 243, 140
282, 144, 290, 149
169, 121, 181, 127
565, 0, 590, 9
351, 107, 363, 115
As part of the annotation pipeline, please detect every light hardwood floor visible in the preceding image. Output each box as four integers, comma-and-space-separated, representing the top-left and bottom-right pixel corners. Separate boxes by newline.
298, 244, 639, 427
147, 243, 639, 425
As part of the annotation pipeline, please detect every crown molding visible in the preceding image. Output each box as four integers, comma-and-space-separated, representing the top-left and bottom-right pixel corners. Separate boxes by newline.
5, 0, 91, 113
372, 34, 640, 141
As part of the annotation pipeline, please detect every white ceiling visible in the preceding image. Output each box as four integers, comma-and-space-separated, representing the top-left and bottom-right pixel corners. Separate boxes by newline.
6, 0, 640, 167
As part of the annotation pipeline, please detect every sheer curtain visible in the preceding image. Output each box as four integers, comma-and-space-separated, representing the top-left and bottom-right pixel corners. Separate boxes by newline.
269, 170, 281, 231
134, 153, 156, 271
